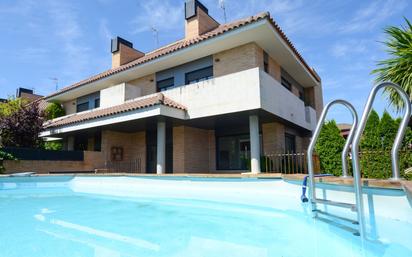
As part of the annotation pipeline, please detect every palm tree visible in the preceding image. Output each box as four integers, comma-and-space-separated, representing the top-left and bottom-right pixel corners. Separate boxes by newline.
372, 18, 412, 111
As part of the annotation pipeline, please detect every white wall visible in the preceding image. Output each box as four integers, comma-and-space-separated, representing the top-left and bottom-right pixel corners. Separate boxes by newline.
100, 83, 141, 108
259, 70, 316, 131
163, 68, 261, 119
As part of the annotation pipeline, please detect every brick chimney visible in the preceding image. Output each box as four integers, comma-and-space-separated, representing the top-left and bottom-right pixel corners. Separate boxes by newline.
111, 37, 144, 68
184, 0, 219, 39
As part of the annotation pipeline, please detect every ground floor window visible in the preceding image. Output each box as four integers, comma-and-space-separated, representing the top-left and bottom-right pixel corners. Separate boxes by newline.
217, 134, 262, 170
285, 133, 296, 153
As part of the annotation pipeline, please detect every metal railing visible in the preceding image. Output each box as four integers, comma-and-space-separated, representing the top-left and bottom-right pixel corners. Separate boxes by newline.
351, 82, 411, 237
104, 159, 142, 173
264, 152, 320, 174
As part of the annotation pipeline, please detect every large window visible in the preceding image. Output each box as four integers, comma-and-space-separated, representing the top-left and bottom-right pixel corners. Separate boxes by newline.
281, 76, 292, 91
76, 92, 100, 113
285, 133, 296, 153
156, 77, 175, 92
263, 51, 269, 73
185, 66, 213, 84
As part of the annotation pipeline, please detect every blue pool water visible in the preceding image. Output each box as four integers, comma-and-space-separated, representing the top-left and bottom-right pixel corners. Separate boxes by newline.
0, 176, 411, 257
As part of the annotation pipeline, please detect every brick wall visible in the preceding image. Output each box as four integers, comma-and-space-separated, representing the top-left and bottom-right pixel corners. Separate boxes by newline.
101, 130, 146, 172
173, 126, 212, 173
3, 151, 105, 174
185, 7, 219, 39
262, 122, 309, 154
112, 43, 144, 68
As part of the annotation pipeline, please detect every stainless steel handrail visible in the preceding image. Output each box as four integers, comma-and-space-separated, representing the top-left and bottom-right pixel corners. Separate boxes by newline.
351, 82, 411, 237
307, 100, 358, 205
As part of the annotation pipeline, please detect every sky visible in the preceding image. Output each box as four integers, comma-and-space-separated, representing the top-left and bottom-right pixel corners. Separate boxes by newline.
0, 0, 411, 123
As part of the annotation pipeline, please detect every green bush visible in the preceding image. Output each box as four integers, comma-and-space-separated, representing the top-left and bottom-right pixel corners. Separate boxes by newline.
315, 120, 345, 176
44, 102, 65, 120
43, 141, 63, 151
0, 150, 17, 174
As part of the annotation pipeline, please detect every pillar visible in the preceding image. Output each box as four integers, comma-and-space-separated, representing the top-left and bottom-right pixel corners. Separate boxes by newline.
249, 115, 261, 173
156, 120, 166, 174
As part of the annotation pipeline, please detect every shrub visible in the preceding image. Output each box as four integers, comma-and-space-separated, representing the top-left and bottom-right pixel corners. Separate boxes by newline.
315, 120, 345, 176
0, 150, 16, 174
43, 141, 63, 151
44, 102, 65, 120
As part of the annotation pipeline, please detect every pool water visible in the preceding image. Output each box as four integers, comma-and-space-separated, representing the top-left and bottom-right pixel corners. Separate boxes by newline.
0, 176, 411, 257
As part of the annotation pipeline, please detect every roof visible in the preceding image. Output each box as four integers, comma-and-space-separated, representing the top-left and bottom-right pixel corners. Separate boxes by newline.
45, 12, 320, 100
337, 123, 352, 131
43, 93, 185, 128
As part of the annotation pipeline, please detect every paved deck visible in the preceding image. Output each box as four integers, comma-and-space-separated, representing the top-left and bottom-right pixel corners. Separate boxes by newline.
283, 174, 403, 189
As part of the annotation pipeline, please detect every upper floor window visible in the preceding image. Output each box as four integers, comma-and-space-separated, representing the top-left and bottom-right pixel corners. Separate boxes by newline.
76, 92, 100, 113
157, 77, 175, 92
281, 76, 292, 91
263, 51, 269, 73
185, 66, 213, 84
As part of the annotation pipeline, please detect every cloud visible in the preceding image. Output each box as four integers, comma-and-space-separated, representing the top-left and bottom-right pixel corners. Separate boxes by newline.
330, 40, 368, 58
131, 0, 183, 34
99, 19, 113, 41
340, 0, 408, 33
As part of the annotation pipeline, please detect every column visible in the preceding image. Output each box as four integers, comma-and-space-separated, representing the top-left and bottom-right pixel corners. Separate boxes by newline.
156, 120, 166, 174
249, 115, 261, 173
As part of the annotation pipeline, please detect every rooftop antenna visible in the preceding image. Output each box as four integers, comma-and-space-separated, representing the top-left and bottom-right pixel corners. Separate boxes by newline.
151, 26, 159, 48
219, 0, 227, 23
49, 77, 58, 91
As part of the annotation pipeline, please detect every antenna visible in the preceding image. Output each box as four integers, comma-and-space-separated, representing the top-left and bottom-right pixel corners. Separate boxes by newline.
49, 77, 58, 91
219, 0, 227, 23
151, 26, 159, 48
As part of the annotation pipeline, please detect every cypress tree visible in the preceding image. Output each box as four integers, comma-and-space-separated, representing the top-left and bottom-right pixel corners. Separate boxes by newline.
315, 120, 345, 176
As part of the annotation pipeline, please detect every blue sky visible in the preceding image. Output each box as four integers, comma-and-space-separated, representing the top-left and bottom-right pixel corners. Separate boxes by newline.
0, 0, 410, 123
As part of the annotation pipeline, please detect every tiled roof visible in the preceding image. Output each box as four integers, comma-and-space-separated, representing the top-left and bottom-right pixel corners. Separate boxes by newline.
43, 93, 186, 128
45, 12, 320, 99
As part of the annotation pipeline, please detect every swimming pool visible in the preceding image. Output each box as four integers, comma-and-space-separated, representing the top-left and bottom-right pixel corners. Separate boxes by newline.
0, 176, 411, 257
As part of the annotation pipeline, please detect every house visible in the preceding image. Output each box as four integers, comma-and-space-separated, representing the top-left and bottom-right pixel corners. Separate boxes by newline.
337, 123, 351, 139
40, 0, 323, 174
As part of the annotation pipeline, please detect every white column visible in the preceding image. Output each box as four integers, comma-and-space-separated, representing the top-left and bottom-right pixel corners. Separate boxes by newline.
156, 120, 166, 174
67, 136, 75, 151
249, 115, 261, 174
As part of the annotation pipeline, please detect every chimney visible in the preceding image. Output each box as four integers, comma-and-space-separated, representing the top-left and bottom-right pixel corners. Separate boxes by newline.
111, 37, 144, 68
184, 0, 219, 39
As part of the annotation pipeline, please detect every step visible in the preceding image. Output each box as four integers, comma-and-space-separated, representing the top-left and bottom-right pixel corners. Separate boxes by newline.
313, 209, 359, 225
313, 198, 357, 211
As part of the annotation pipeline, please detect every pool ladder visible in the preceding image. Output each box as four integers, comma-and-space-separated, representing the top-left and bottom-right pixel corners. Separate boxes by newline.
306, 82, 412, 238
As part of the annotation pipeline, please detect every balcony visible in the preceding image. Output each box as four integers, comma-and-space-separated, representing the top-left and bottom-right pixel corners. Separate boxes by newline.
163, 67, 317, 131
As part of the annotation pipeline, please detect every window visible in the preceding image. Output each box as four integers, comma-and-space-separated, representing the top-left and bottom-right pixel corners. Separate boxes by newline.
76, 102, 89, 113
185, 66, 213, 84
156, 77, 174, 92
94, 98, 100, 108
285, 133, 296, 153
281, 76, 292, 91
74, 134, 88, 151
263, 51, 269, 73
299, 90, 305, 102
94, 131, 101, 152
76, 92, 100, 113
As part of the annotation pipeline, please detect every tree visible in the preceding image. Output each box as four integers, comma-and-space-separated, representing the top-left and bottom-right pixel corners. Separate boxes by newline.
315, 120, 345, 176
379, 110, 397, 149
360, 110, 381, 150
372, 18, 412, 111
44, 102, 65, 120
0, 102, 44, 148
0, 97, 28, 117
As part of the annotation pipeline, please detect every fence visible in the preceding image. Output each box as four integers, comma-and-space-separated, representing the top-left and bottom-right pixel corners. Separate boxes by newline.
104, 159, 142, 173
263, 152, 320, 174
1, 147, 84, 161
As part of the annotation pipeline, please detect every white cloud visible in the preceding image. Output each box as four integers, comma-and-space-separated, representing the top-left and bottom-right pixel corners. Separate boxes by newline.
340, 0, 408, 33
99, 19, 113, 41
330, 40, 368, 58
131, 0, 183, 34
